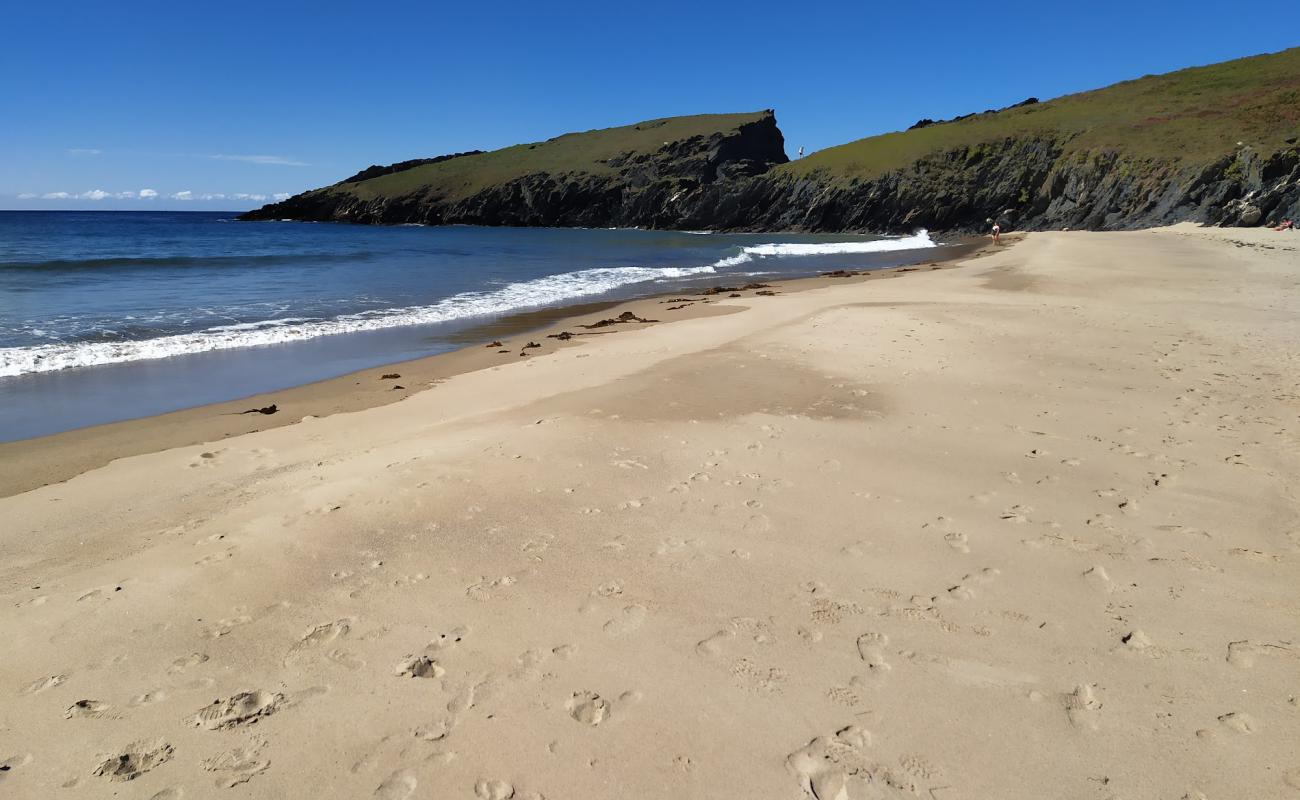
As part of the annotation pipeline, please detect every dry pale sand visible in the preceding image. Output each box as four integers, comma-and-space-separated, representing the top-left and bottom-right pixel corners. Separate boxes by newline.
2, 226, 1298, 799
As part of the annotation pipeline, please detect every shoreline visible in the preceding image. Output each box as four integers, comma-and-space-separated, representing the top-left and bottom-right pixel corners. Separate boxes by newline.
0, 237, 988, 497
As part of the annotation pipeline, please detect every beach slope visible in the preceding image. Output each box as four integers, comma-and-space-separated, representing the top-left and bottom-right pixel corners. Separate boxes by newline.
2, 227, 1298, 798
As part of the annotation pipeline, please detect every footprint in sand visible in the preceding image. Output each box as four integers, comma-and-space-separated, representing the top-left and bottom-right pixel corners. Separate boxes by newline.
203, 615, 253, 639
1226, 639, 1295, 668
1117, 630, 1168, 659
394, 655, 445, 679
195, 548, 237, 566
603, 605, 647, 636
77, 580, 133, 602
325, 649, 365, 669
374, 769, 417, 800
730, 658, 788, 694
1217, 712, 1259, 734
130, 689, 169, 707
787, 725, 913, 800
93, 738, 174, 782
0, 753, 33, 780
1082, 565, 1115, 593
284, 619, 352, 666
167, 653, 210, 674
475, 779, 516, 800
467, 575, 518, 601
695, 628, 735, 657
1064, 684, 1102, 730
22, 674, 66, 695
944, 532, 970, 553
201, 737, 270, 788
190, 691, 284, 730
855, 633, 892, 680
566, 691, 610, 726
1284, 766, 1300, 790
1000, 504, 1033, 523
64, 699, 113, 719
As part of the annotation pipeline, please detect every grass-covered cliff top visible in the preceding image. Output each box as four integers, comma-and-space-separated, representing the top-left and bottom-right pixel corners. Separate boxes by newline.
782, 47, 1300, 181
334, 111, 776, 202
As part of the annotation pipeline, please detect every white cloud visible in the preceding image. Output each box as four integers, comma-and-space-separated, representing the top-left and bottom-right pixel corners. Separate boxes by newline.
68, 148, 103, 156
209, 154, 309, 167
25, 187, 272, 203
273, 192, 290, 201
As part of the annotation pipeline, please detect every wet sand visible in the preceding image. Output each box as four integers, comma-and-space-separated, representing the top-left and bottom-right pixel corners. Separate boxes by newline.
0, 242, 982, 498
2, 226, 1297, 799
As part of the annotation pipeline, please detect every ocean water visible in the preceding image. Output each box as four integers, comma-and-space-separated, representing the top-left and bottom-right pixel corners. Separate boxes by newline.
0, 211, 952, 440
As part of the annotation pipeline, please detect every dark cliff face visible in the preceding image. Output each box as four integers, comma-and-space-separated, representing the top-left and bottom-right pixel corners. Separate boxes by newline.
241, 113, 790, 227
666, 137, 1300, 233
244, 116, 1300, 233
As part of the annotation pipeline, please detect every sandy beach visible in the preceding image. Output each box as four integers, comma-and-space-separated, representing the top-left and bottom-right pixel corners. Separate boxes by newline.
2, 225, 1297, 798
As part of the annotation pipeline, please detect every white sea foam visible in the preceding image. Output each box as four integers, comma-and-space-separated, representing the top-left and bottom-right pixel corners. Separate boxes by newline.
710, 229, 935, 267
0, 231, 936, 377
0, 263, 717, 377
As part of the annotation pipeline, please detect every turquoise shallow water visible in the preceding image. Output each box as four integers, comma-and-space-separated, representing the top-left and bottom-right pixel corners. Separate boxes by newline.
0, 211, 949, 439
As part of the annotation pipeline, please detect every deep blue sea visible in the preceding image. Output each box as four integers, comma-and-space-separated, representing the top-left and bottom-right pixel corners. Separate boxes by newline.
0, 211, 952, 440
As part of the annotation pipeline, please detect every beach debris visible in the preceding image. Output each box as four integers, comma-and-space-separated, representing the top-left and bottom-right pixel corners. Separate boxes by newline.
755, 290, 778, 296
486, 340, 503, 347
523, 341, 541, 349
498, 349, 510, 354
237, 404, 278, 416
660, 297, 698, 303
392, 385, 405, 390
549, 331, 574, 341
667, 304, 692, 310
702, 282, 770, 295
579, 311, 658, 329
821, 269, 862, 278
380, 373, 401, 380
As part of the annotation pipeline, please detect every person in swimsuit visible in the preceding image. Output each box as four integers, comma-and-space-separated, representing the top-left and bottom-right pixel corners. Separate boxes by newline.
991, 222, 1002, 244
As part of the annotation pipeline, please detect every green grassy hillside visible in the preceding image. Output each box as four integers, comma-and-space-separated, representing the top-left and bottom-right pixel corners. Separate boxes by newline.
340, 111, 777, 203
783, 47, 1300, 181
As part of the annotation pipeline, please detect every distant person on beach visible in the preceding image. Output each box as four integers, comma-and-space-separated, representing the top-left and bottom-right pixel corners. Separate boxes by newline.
798, 146, 805, 158
991, 222, 1002, 244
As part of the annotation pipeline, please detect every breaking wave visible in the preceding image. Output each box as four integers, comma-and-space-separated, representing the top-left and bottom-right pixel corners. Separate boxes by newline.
0, 263, 716, 376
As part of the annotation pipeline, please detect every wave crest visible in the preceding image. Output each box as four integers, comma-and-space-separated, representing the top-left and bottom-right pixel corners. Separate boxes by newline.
0, 263, 716, 376
710, 230, 934, 267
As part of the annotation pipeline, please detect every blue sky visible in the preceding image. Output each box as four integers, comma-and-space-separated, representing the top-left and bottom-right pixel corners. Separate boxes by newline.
2, 1, 1294, 210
